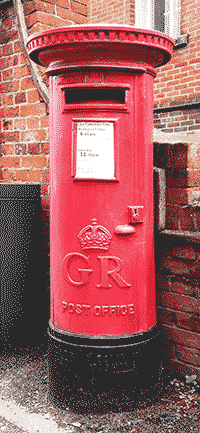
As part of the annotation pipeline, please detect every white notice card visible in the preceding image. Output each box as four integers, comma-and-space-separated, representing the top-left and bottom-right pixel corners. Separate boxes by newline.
75, 122, 115, 179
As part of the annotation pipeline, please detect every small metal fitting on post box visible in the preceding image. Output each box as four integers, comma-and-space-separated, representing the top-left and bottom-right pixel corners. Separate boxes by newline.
128, 206, 144, 224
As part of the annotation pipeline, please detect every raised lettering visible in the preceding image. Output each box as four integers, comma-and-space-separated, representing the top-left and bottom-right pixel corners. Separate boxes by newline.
93, 305, 101, 316
75, 304, 82, 315
120, 305, 127, 315
128, 304, 134, 314
68, 303, 74, 313
62, 302, 134, 317
97, 256, 131, 288
102, 305, 109, 316
62, 301, 68, 312
82, 304, 91, 315
109, 305, 116, 316
63, 253, 92, 286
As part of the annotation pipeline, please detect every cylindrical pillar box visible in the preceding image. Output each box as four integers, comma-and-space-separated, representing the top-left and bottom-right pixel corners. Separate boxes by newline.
0, 184, 48, 351
27, 25, 174, 411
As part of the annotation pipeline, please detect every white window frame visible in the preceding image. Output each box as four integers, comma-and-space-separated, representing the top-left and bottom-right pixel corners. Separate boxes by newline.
135, 0, 181, 40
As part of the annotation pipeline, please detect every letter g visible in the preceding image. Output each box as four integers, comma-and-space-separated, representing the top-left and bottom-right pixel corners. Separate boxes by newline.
62, 253, 92, 286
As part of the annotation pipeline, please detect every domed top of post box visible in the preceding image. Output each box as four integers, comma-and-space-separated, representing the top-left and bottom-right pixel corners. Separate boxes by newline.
27, 24, 174, 76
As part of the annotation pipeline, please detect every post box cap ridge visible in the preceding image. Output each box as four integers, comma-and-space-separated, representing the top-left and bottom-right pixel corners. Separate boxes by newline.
26, 25, 174, 73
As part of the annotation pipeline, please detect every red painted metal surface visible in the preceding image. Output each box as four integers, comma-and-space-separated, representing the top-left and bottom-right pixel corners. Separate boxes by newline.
27, 25, 174, 337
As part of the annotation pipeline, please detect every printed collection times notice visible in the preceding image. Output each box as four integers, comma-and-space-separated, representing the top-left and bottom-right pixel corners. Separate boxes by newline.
75, 122, 115, 179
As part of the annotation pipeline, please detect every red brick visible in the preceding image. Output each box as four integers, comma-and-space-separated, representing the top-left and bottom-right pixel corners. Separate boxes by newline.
13, 55, 19, 67
26, 11, 72, 29
170, 279, 195, 297
27, 22, 53, 37
20, 77, 35, 90
15, 144, 27, 155
41, 196, 50, 210
42, 170, 49, 183
27, 89, 40, 103
196, 208, 200, 231
0, 132, 19, 143
40, 116, 49, 128
28, 143, 40, 155
2, 69, 13, 82
27, 117, 40, 129
45, 0, 70, 7
176, 311, 200, 333
166, 187, 200, 205
57, 6, 88, 24
176, 345, 200, 366
160, 256, 194, 276
24, 0, 55, 15
21, 129, 46, 142
178, 206, 196, 231
0, 157, 20, 168
3, 169, 16, 181
3, 120, 13, 131
14, 118, 26, 130
158, 307, 200, 333
3, 144, 15, 155
13, 65, 29, 79
166, 168, 199, 188
21, 156, 47, 169
188, 142, 200, 169
15, 170, 28, 182
19, 53, 27, 66
41, 142, 49, 154
27, 170, 42, 182
15, 92, 26, 104
3, 94, 13, 106
3, 43, 13, 56
168, 359, 200, 381
0, 81, 19, 94
40, 184, 48, 196
14, 40, 23, 52
0, 57, 12, 70
71, 1, 87, 16
187, 170, 200, 187
161, 324, 200, 350
172, 143, 188, 168
0, 106, 19, 118
20, 103, 47, 117
160, 291, 200, 314
165, 204, 179, 230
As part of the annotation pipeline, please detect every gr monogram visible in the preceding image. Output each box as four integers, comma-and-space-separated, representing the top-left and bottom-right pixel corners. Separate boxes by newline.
62, 253, 131, 288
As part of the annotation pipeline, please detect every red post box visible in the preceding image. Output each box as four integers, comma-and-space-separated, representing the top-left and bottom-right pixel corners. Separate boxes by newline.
27, 25, 174, 411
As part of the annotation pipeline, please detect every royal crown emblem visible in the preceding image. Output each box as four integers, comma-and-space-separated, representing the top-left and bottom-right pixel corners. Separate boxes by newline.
78, 219, 112, 250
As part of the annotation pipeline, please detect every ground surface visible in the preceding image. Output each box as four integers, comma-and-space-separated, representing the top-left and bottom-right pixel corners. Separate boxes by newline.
0, 346, 199, 433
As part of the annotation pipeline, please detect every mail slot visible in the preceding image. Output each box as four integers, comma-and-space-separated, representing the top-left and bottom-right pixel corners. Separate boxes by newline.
27, 25, 174, 411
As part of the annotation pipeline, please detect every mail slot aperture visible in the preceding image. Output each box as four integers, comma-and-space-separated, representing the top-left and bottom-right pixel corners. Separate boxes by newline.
65, 87, 126, 105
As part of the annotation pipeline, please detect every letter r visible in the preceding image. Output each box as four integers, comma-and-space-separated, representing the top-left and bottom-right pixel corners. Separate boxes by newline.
97, 256, 131, 288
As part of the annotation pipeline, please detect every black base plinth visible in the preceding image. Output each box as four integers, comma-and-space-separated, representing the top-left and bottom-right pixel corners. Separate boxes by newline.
48, 323, 162, 413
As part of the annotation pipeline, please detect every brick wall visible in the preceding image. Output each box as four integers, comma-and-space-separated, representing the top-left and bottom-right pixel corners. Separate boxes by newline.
153, 0, 200, 131
154, 107, 200, 134
154, 140, 200, 380
88, 0, 134, 25
156, 238, 200, 380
